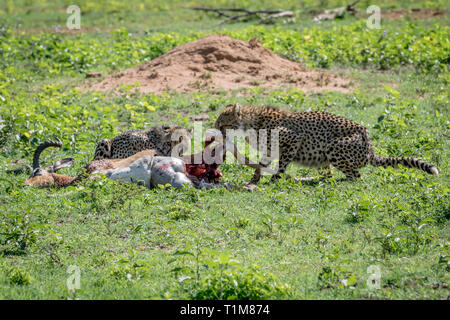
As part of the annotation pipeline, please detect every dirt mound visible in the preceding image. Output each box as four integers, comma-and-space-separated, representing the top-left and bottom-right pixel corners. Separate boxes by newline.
86, 34, 352, 94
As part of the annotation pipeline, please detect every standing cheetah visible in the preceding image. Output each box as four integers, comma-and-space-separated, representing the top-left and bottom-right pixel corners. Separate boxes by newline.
215, 104, 438, 183
93, 124, 191, 160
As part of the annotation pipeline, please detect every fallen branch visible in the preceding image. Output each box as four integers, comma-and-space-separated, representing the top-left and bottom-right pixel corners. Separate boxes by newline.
187, 7, 295, 25
259, 10, 295, 24
313, 0, 360, 22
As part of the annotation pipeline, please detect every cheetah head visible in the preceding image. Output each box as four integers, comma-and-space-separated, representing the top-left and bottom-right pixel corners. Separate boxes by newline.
93, 138, 112, 160
214, 103, 242, 135
160, 125, 192, 158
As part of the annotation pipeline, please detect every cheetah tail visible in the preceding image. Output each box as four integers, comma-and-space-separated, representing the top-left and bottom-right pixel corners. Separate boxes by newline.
370, 154, 439, 175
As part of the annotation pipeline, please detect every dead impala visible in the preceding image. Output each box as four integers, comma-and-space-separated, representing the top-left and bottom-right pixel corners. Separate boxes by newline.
23, 140, 194, 189
20, 130, 268, 189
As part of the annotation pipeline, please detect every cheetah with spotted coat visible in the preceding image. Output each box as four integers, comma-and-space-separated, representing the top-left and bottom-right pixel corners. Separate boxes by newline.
215, 104, 438, 183
93, 125, 191, 160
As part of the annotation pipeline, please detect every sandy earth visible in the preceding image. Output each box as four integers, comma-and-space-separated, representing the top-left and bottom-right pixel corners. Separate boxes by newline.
84, 34, 353, 95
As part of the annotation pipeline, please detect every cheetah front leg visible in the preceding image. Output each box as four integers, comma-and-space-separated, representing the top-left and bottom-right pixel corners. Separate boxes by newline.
268, 129, 303, 183
245, 128, 302, 185
249, 155, 274, 184
268, 149, 298, 183
249, 168, 262, 184
247, 131, 271, 184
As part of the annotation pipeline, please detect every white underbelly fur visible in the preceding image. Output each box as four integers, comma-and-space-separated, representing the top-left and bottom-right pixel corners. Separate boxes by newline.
107, 156, 153, 187
106, 156, 193, 189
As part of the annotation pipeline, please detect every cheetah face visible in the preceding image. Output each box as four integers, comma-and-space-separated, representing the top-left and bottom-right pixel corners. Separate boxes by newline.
93, 138, 112, 160
214, 104, 242, 134
162, 126, 192, 157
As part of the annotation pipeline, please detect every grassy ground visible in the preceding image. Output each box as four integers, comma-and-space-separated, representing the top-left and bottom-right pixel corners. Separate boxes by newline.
0, 1, 448, 299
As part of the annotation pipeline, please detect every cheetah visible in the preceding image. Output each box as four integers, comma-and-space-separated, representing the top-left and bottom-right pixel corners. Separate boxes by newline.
215, 104, 439, 183
93, 124, 191, 160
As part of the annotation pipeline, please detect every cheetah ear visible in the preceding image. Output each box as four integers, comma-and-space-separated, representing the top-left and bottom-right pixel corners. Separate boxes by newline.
162, 127, 177, 143
233, 103, 241, 117
161, 124, 173, 133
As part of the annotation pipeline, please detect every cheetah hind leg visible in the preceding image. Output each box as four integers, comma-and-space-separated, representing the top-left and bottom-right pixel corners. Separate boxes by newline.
93, 138, 112, 160
328, 156, 362, 181
326, 133, 367, 181
335, 166, 361, 181
344, 170, 361, 181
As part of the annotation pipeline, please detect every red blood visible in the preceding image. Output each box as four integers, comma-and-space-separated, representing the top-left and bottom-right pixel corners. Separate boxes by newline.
157, 162, 172, 173
185, 137, 222, 184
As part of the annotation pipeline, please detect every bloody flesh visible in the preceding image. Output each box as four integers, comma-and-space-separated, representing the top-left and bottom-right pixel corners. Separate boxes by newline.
184, 138, 222, 184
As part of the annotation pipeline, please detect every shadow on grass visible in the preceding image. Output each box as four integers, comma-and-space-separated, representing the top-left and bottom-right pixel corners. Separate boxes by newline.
0, 247, 27, 256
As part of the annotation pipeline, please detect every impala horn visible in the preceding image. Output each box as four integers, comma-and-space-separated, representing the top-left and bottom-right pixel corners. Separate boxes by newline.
31, 140, 62, 176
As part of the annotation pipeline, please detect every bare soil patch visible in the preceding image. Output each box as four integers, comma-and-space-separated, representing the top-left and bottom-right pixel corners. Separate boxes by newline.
84, 34, 353, 95
380, 8, 448, 20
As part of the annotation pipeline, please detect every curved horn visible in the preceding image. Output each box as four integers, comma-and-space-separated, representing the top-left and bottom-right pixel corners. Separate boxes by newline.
32, 140, 62, 170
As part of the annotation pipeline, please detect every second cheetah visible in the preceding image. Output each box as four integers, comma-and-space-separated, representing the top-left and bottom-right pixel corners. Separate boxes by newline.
93, 124, 191, 160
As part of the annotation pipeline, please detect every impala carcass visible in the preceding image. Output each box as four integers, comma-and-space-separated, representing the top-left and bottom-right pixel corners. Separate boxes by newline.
21, 129, 266, 189
23, 141, 194, 189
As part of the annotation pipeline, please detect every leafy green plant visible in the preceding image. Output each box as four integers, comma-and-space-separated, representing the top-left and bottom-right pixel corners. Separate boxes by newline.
376, 218, 434, 256
3, 265, 33, 285
318, 265, 357, 289
346, 194, 374, 223
110, 249, 151, 281
165, 200, 198, 221
0, 4, 448, 299
174, 250, 290, 299
0, 211, 40, 252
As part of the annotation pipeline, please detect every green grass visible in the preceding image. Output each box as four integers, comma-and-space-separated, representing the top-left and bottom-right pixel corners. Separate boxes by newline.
0, 0, 449, 299
1, 0, 449, 31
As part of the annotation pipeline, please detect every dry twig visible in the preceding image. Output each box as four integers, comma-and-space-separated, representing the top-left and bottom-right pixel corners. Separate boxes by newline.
312, 0, 360, 22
